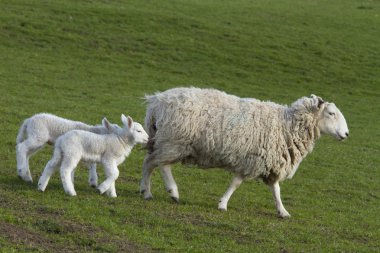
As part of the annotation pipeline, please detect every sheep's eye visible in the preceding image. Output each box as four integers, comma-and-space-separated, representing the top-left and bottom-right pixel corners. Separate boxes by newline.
137, 130, 142, 133
328, 112, 335, 116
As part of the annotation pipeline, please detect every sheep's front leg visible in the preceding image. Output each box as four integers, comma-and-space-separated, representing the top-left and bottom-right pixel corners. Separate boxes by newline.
38, 157, 60, 192
269, 181, 290, 218
87, 162, 98, 187
160, 165, 179, 202
218, 175, 243, 211
98, 161, 119, 195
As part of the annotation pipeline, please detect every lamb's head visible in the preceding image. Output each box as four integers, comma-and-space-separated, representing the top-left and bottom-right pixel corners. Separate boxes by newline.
120, 114, 149, 144
311, 95, 349, 141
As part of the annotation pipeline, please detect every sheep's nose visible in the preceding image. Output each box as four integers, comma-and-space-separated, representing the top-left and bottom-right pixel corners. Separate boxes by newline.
345, 132, 349, 137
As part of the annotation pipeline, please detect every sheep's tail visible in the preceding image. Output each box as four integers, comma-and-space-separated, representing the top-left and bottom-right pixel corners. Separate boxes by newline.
144, 94, 158, 153
16, 118, 29, 144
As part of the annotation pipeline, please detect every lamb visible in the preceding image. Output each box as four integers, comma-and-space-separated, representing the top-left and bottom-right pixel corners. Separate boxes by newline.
16, 113, 120, 186
38, 115, 149, 197
140, 87, 349, 218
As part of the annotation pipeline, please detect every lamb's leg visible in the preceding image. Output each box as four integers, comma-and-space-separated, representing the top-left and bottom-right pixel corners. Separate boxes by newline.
60, 157, 79, 196
87, 162, 98, 187
16, 139, 43, 182
269, 181, 290, 218
97, 161, 119, 195
38, 149, 61, 191
218, 175, 243, 211
160, 165, 179, 202
140, 155, 157, 200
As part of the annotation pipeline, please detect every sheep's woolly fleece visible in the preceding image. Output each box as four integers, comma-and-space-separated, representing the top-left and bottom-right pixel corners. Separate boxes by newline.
145, 87, 321, 183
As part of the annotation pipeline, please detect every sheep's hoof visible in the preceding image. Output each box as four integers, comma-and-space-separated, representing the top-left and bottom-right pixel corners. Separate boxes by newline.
218, 207, 227, 212
19, 175, 33, 183
171, 196, 179, 203
90, 184, 97, 188
278, 211, 291, 219
144, 196, 153, 201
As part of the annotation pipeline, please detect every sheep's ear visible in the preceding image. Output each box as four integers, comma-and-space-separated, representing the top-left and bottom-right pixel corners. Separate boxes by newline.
102, 117, 112, 130
311, 94, 325, 110
121, 114, 133, 128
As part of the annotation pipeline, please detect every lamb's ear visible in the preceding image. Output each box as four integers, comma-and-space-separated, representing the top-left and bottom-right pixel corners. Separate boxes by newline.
102, 117, 112, 130
121, 114, 133, 128
311, 94, 325, 110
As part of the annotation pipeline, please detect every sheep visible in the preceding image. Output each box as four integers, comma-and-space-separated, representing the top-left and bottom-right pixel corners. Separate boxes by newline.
38, 115, 149, 197
140, 87, 349, 218
16, 113, 119, 186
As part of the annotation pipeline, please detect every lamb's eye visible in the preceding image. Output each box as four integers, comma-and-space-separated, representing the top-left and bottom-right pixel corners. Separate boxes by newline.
329, 112, 335, 116
137, 130, 142, 133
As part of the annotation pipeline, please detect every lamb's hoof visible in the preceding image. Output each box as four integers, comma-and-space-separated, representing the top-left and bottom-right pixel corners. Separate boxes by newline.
19, 175, 33, 183
278, 211, 291, 219
66, 192, 77, 197
97, 186, 107, 195
144, 195, 153, 201
105, 190, 117, 198
90, 184, 97, 188
171, 196, 179, 203
218, 207, 227, 211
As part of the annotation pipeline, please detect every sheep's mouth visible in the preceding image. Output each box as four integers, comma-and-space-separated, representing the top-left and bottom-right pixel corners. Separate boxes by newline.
336, 133, 346, 141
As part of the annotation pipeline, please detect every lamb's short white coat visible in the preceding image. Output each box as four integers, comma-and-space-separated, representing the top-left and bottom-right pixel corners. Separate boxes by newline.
16, 113, 119, 185
38, 115, 149, 197
140, 87, 349, 218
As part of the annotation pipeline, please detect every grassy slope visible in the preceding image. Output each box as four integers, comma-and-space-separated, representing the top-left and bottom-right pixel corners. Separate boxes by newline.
0, 0, 379, 252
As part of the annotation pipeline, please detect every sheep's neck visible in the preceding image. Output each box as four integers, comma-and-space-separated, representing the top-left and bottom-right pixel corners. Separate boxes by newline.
117, 134, 135, 150
284, 109, 320, 167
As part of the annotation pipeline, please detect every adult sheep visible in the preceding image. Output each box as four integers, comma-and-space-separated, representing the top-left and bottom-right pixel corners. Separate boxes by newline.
140, 87, 349, 218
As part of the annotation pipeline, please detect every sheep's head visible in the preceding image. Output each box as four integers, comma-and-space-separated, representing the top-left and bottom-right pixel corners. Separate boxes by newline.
120, 114, 149, 144
311, 95, 349, 141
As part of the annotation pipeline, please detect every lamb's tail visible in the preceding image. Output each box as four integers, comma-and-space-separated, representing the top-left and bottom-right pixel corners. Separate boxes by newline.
16, 118, 29, 144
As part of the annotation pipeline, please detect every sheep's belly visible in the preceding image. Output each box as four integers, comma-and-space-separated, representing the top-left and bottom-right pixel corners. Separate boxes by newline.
82, 153, 102, 163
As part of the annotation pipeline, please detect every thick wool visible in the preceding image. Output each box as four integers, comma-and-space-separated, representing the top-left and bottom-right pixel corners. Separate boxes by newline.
145, 87, 321, 183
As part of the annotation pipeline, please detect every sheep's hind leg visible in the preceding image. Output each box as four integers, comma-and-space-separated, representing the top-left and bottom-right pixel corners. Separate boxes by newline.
140, 154, 158, 200
160, 165, 179, 203
105, 182, 117, 198
60, 157, 79, 196
218, 175, 243, 211
269, 181, 290, 218
38, 149, 61, 192
16, 139, 43, 182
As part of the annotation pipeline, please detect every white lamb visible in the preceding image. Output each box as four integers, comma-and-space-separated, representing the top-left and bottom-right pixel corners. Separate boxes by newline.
16, 113, 119, 186
140, 87, 349, 218
38, 115, 149, 197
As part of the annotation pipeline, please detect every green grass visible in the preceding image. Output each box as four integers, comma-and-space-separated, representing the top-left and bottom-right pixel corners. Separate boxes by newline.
1, 0, 379, 252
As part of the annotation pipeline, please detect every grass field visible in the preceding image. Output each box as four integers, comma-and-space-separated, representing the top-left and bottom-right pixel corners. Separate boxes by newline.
1, 0, 379, 252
